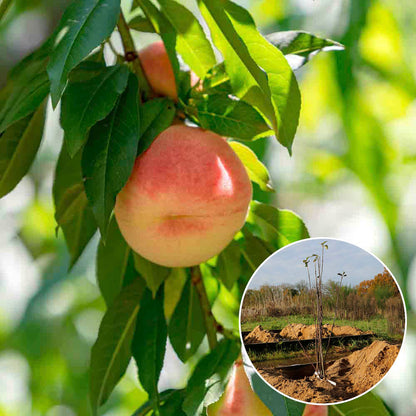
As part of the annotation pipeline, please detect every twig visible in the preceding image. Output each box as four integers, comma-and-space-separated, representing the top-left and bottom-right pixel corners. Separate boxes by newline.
191, 266, 218, 350
324, 272, 346, 363
117, 11, 151, 98
0, 0, 13, 22
106, 38, 122, 58
131, 390, 176, 416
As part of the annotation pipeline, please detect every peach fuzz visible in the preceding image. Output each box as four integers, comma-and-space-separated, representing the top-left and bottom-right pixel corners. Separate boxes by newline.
207, 359, 272, 416
139, 41, 177, 100
114, 125, 252, 267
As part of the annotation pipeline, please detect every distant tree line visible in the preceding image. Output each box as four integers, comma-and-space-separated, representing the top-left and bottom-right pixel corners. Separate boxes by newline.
242, 268, 404, 335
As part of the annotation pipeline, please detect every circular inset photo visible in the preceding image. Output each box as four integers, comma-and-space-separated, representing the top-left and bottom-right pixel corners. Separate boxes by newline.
239, 238, 406, 404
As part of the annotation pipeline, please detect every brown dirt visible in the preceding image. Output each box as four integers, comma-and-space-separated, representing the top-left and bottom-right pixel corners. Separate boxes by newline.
244, 325, 280, 344
257, 340, 400, 403
279, 323, 374, 340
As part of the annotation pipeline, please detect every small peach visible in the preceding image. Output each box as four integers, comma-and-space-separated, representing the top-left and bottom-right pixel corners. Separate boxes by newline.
207, 359, 272, 416
303, 405, 328, 416
139, 41, 177, 100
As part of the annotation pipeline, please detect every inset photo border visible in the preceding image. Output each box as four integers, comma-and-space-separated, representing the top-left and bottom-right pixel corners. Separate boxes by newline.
239, 238, 407, 405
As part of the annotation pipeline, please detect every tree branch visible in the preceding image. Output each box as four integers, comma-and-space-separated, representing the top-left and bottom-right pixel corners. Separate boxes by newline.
117, 11, 151, 98
106, 37, 122, 59
191, 266, 218, 350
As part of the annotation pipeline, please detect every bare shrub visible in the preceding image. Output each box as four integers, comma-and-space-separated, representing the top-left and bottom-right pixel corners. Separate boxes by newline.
385, 296, 405, 335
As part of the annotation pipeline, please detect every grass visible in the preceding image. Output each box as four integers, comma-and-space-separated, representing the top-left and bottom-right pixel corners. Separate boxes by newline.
241, 314, 403, 342
248, 338, 374, 363
249, 349, 315, 363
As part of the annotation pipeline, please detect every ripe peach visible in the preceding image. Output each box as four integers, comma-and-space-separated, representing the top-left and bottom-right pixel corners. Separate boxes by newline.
114, 125, 252, 267
207, 359, 272, 416
139, 41, 177, 100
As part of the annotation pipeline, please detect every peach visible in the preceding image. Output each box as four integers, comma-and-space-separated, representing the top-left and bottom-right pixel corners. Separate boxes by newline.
303, 405, 328, 416
114, 125, 252, 267
207, 359, 272, 416
139, 41, 199, 100
139, 41, 177, 100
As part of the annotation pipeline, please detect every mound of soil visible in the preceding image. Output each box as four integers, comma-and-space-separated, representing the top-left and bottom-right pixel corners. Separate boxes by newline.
244, 325, 280, 344
280, 323, 374, 340
257, 340, 399, 403
326, 340, 400, 393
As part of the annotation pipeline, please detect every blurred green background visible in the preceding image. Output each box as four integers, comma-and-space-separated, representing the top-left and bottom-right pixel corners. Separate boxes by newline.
0, 0, 415, 415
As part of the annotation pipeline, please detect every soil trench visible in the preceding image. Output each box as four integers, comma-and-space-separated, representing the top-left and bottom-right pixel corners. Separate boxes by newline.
244, 323, 374, 344
257, 340, 400, 403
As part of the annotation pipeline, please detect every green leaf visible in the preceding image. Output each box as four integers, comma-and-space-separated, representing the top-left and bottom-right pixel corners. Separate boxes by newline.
0, 42, 51, 133
199, 63, 232, 95
67, 60, 107, 83
54, 183, 95, 260
0, 86, 10, 115
54, 180, 90, 238
133, 253, 171, 297
61, 64, 130, 157
164, 268, 187, 321
168, 278, 205, 362
199, 263, 221, 306
90, 278, 146, 415
182, 338, 239, 416
157, 0, 216, 78
134, 0, 180, 88
129, 14, 156, 33
159, 390, 187, 416
216, 240, 241, 290
132, 287, 167, 405
97, 217, 137, 307
247, 201, 310, 248
267, 30, 344, 71
55, 184, 86, 226
200, 0, 301, 153
249, 370, 305, 416
240, 228, 274, 271
87, 48, 107, 64
131, 390, 184, 416
138, 98, 175, 155
82, 74, 140, 236
228, 141, 274, 192
53, 145, 84, 202
187, 94, 272, 141
0, 103, 46, 198
177, 70, 193, 100
53, 145, 97, 266
47, 0, 121, 107
199, 0, 267, 101
285, 400, 306, 416
329, 392, 390, 416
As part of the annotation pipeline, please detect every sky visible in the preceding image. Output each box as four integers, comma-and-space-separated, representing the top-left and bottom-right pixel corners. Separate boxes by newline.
248, 238, 390, 290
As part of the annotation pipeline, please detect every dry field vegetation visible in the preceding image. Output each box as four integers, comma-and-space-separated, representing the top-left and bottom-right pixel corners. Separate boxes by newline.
241, 268, 405, 403
241, 268, 405, 338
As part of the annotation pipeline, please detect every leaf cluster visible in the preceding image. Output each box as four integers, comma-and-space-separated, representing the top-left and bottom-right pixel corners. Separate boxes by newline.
0, 0, 380, 415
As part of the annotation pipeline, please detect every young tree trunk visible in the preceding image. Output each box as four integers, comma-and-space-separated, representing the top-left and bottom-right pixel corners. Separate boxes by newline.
313, 246, 327, 380
315, 277, 325, 378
